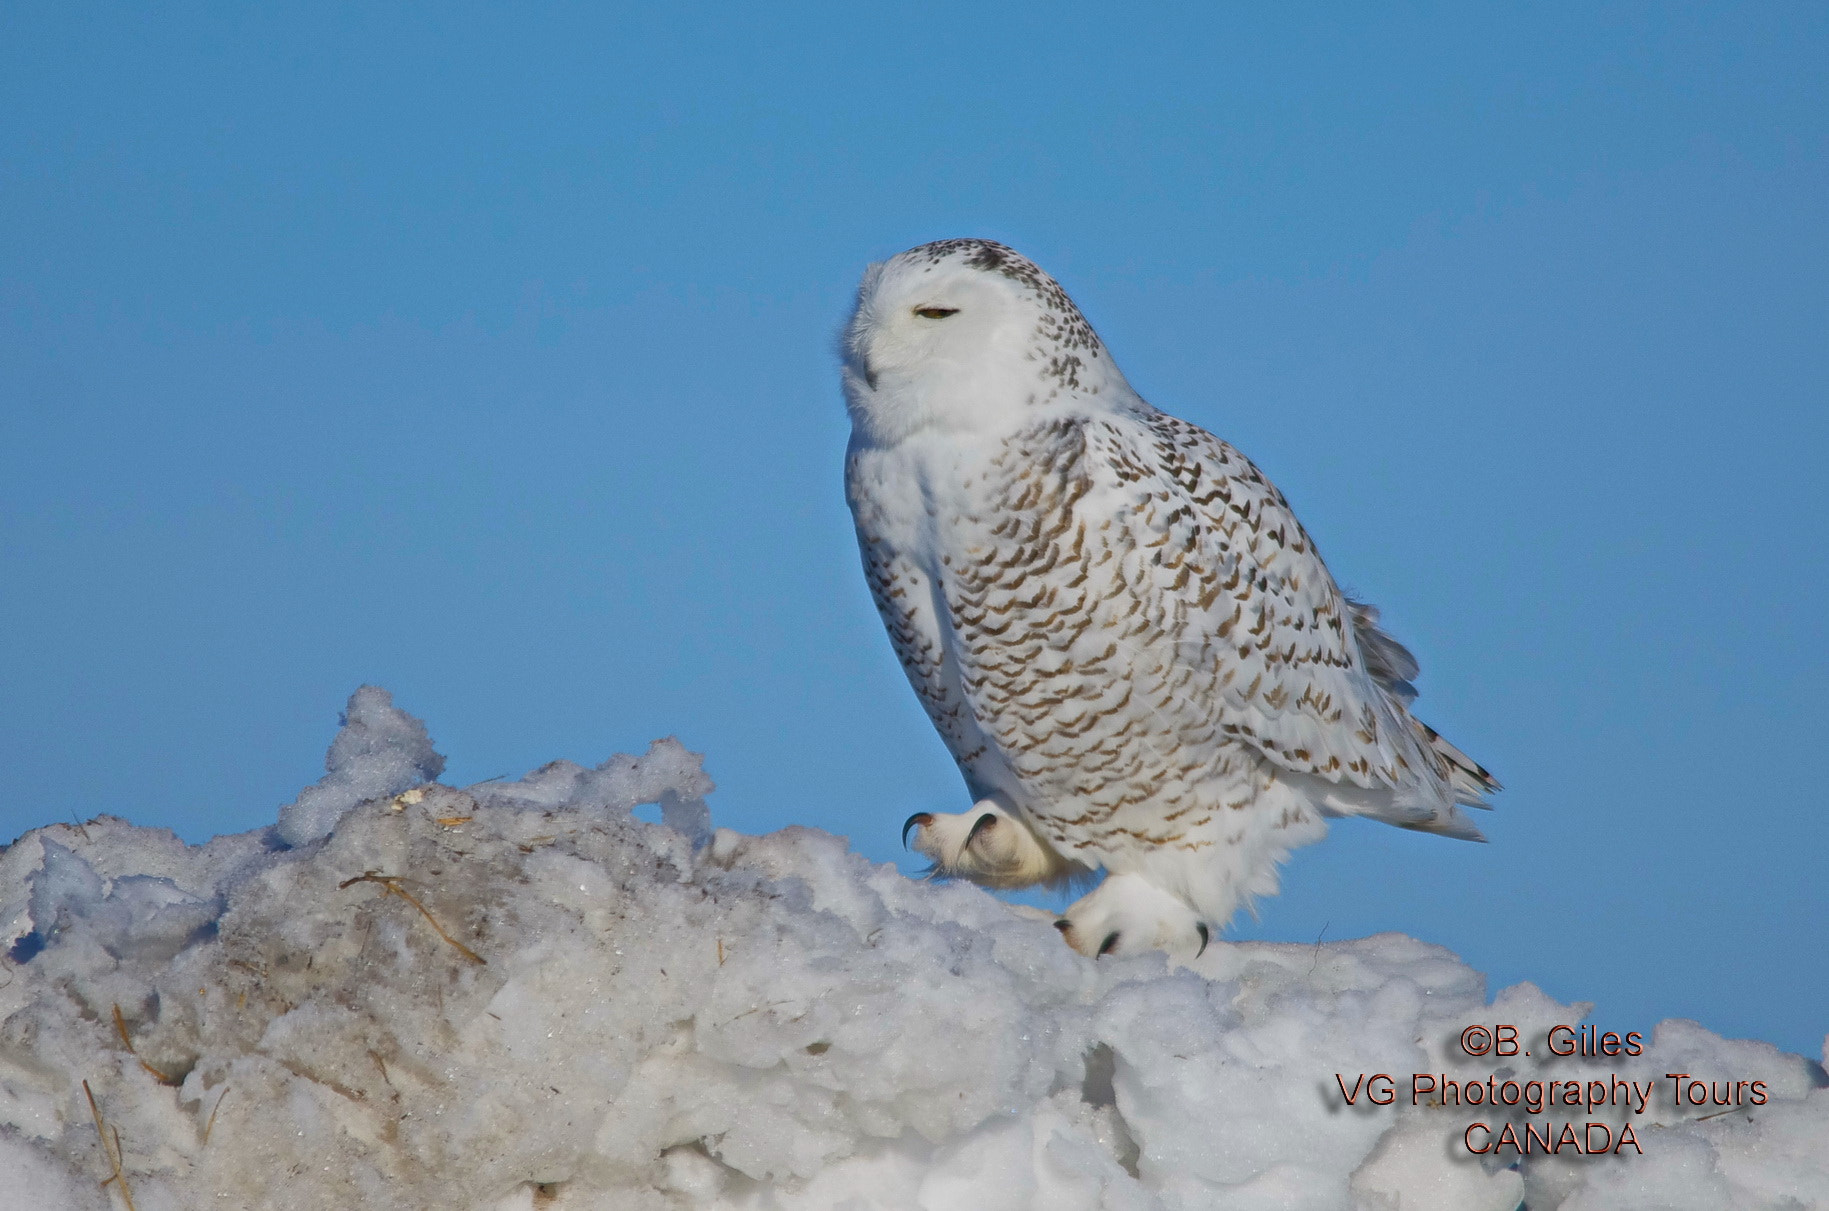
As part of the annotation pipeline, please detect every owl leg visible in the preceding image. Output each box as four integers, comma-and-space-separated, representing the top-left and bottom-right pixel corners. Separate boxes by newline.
902, 800, 1061, 889
1054, 873, 1210, 960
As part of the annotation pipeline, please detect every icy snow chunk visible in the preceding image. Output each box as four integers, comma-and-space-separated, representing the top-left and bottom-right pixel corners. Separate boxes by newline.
276, 685, 446, 846
24, 840, 221, 962
468, 736, 714, 844
24, 840, 104, 942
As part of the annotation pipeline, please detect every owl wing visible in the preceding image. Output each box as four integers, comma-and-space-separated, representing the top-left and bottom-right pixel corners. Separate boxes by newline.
1091, 408, 1495, 829
846, 456, 1000, 800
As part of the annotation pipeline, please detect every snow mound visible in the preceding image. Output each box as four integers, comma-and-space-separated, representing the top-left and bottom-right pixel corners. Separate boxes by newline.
1, 692, 1824, 1210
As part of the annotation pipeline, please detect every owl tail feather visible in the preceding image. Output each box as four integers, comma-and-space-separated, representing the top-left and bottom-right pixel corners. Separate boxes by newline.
1399, 803, 1488, 843
1414, 721, 1501, 808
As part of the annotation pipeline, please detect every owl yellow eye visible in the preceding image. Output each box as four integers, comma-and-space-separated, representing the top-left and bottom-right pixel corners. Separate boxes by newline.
914, 307, 960, 319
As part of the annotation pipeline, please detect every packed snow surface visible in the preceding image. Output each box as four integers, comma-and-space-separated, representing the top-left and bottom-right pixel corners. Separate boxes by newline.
2, 689, 1824, 1210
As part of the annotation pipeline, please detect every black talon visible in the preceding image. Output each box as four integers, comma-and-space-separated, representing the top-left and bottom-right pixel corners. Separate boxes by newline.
1195, 923, 1210, 957
902, 813, 933, 849
1053, 919, 1073, 935
1098, 931, 1122, 957
964, 812, 998, 848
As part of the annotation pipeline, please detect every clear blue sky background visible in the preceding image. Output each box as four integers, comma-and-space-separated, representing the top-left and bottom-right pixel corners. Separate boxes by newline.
3, 4, 1824, 1056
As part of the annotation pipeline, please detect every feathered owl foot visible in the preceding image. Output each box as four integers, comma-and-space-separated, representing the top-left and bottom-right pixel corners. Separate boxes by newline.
1054, 873, 1211, 960
902, 800, 1062, 889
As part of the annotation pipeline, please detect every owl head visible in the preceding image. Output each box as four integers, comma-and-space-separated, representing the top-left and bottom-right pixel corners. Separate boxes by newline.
842, 239, 1129, 445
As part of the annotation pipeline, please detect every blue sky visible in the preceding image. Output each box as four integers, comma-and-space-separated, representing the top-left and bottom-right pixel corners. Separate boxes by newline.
3, 4, 1824, 1056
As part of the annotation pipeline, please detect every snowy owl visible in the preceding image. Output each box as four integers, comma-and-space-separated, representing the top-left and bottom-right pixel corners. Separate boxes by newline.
842, 239, 1499, 958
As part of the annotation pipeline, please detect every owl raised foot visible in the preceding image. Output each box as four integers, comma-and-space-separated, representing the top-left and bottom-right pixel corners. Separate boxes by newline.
1054, 873, 1211, 960
902, 800, 1063, 889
